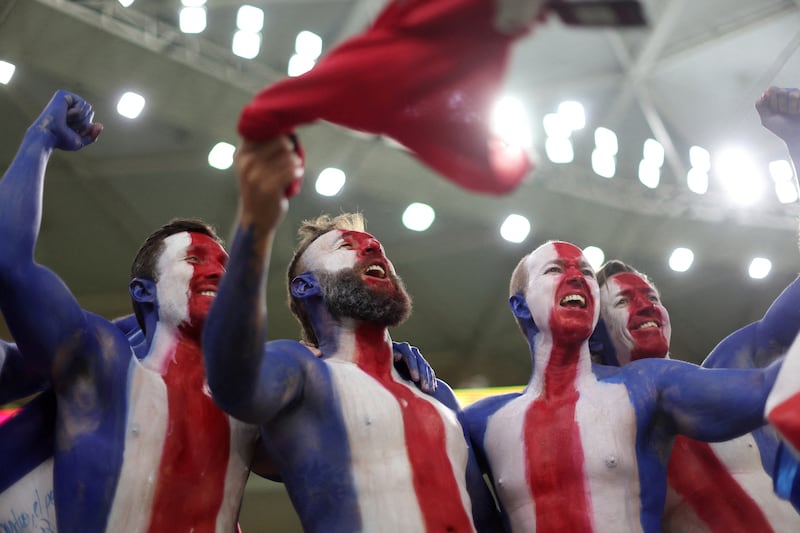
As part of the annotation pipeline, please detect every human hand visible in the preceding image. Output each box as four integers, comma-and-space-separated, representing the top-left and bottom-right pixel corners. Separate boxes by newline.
32, 89, 103, 150
756, 87, 800, 145
393, 341, 437, 393
235, 136, 304, 229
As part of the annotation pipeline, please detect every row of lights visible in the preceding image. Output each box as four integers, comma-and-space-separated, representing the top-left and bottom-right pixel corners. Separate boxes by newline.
492, 96, 799, 206
118, 1, 323, 77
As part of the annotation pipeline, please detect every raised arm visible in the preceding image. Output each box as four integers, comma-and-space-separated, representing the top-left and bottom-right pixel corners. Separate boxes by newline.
704, 275, 800, 370
757, 86, 800, 177
0, 90, 114, 383
652, 358, 781, 442
203, 137, 305, 423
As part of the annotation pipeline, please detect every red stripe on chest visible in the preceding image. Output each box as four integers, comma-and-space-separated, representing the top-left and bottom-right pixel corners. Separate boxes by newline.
524, 347, 593, 531
148, 341, 231, 533
667, 436, 772, 532
356, 328, 473, 531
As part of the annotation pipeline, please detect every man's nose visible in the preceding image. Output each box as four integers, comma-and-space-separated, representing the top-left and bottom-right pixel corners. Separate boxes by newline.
358, 238, 382, 255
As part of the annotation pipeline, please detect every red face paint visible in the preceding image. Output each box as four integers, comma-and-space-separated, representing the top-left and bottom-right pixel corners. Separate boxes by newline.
184, 233, 228, 332
547, 242, 596, 346
341, 231, 397, 291
610, 273, 669, 361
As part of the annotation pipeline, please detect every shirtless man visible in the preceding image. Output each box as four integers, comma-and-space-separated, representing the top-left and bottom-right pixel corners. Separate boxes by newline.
0, 90, 266, 532
463, 240, 781, 532
202, 138, 501, 532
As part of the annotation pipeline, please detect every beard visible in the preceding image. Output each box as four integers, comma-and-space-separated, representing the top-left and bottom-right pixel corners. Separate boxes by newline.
317, 267, 412, 327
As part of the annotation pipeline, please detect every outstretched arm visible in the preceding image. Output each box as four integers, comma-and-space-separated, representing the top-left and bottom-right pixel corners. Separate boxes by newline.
757, 86, 800, 177
203, 137, 305, 423
653, 358, 781, 442
0, 90, 111, 384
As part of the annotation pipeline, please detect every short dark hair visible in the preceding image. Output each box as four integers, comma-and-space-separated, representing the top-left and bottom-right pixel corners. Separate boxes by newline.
130, 218, 221, 330
287, 213, 365, 345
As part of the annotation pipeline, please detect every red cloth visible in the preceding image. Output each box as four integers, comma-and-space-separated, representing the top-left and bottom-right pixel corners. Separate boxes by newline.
239, 0, 540, 195
0, 408, 18, 425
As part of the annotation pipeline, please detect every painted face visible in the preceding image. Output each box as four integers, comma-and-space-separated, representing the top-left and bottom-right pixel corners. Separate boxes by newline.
600, 272, 671, 366
523, 242, 599, 343
302, 230, 399, 285
155, 232, 227, 331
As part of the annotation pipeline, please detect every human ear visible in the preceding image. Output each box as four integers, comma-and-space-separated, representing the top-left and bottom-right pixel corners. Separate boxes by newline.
290, 273, 321, 299
509, 293, 531, 321
129, 278, 157, 304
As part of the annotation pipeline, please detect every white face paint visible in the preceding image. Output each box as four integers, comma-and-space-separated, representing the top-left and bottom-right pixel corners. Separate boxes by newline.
522, 242, 599, 342
599, 272, 671, 366
155, 233, 193, 329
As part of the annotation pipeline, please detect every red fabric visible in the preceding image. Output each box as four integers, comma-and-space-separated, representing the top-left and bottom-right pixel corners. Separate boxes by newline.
0, 408, 18, 425
239, 0, 538, 195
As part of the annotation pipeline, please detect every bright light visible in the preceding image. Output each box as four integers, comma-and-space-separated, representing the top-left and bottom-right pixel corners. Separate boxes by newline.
770, 160, 794, 182
689, 145, 711, 172
232, 30, 261, 59
288, 54, 315, 77
181, 0, 206, 6
668, 247, 694, 273
0, 61, 15, 85
500, 214, 531, 243
558, 100, 585, 131
295, 31, 323, 60
583, 246, 605, 271
594, 127, 618, 155
315, 167, 346, 197
775, 181, 799, 204
687, 168, 708, 195
179, 7, 206, 34
116, 91, 145, 119
543, 113, 571, 139
118, 0, 135, 7
491, 96, 532, 148
208, 142, 236, 170
236, 5, 264, 32
545, 137, 574, 164
591, 149, 615, 178
716, 148, 764, 205
748, 257, 772, 280
638, 160, 660, 189
402, 203, 436, 232
643, 138, 664, 167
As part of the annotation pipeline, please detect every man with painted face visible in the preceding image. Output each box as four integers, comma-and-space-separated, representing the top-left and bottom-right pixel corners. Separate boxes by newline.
0, 90, 272, 532
596, 259, 800, 531
202, 139, 501, 532
462, 240, 783, 533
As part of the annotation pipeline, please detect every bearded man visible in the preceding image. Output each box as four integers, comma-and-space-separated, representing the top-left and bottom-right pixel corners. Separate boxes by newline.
202, 139, 501, 532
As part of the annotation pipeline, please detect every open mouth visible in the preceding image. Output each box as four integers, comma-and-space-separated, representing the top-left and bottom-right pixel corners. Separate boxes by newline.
363, 263, 387, 279
560, 294, 586, 308
634, 321, 659, 330
198, 290, 217, 298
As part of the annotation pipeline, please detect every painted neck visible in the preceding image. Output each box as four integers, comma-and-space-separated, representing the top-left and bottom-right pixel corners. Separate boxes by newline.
530, 329, 591, 396
141, 318, 202, 375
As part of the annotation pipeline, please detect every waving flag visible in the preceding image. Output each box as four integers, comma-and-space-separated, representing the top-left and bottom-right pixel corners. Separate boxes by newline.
238, 0, 548, 195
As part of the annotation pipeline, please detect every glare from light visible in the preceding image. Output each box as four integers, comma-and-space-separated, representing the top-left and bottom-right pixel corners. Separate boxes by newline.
116, 91, 145, 119
591, 149, 616, 178
748, 257, 772, 280
179, 7, 206, 34
583, 246, 605, 271
208, 142, 236, 170
638, 160, 660, 189
232, 30, 261, 59
490, 96, 532, 148
545, 137, 574, 164
500, 214, 531, 244
769, 159, 794, 182
402, 203, 436, 232
716, 148, 764, 205
315, 167, 346, 197
558, 100, 586, 131
689, 145, 711, 172
594, 127, 618, 155
236, 5, 264, 32
687, 168, 708, 195
288, 54, 315, 77
295, 31, 323, 60
668, 247, 694, 273
543, 113, 571, 139
775, 181, 799, 204
181, 0, 206, 6
0, 61, 15, 85
643, 138, 664, 167
118, 0, 135, 7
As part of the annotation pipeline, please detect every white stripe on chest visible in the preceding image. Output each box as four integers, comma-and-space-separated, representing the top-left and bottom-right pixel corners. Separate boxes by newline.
485, 374, 642, 533
327, 360, 473, 532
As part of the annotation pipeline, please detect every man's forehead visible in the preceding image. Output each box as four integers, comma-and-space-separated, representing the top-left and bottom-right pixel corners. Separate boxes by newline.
610, 272, 655, 293
527, 241, 585, 269
163, 231, 224, 256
